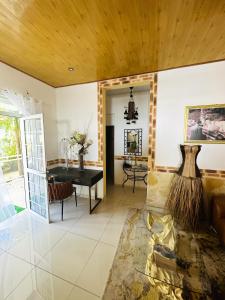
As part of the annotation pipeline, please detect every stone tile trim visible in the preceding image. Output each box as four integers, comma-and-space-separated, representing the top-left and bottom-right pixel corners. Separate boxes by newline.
114, 155, 148, 161
154, 165, 225, 178
47, 159, 59, 166
48, 160, 225, 178
98, 72, 158, 170
47, 159, 102, 167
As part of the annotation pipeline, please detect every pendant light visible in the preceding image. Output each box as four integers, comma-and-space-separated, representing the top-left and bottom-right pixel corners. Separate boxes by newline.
124, 87, 138, 124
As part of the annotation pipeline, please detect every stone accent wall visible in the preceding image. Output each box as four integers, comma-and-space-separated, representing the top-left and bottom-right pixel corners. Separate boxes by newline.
147, 171, 225, 220
148, 166, 225, 213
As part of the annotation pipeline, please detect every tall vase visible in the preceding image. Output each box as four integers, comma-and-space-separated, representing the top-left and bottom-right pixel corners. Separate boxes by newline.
78, 153, 84, 171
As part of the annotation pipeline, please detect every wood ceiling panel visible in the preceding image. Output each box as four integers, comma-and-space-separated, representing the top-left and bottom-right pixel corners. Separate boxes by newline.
0, 0, 225, 87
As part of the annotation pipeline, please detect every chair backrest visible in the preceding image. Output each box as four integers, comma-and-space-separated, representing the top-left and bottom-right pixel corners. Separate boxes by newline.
48, 181, 73, 202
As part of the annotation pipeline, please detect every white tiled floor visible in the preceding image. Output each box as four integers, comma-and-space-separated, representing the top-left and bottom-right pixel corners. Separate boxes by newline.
0, 185, 146, 299
7, 177, 26, 208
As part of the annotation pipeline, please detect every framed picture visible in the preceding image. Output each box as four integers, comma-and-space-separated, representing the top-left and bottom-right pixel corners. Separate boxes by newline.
184, 104, 225, 143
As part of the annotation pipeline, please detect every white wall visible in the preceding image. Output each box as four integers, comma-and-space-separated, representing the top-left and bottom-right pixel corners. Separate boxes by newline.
0, 62, 57, 160
106, 90, 149, 156
55, 83, 98, 162
156, 61, 225, 170
55, 83, 103, 197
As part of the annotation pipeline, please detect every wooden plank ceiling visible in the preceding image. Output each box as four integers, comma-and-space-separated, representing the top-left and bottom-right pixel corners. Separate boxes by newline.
0, 0, 225, 87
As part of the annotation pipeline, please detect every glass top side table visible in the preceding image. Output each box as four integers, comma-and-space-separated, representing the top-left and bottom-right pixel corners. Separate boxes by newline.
134, 209, 214, 297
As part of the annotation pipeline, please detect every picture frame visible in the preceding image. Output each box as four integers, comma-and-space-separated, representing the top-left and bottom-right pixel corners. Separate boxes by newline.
184, 104, 225, 144
124, 128, 142, 156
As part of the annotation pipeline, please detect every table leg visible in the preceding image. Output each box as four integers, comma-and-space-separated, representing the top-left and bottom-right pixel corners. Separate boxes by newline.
89, 184, 102, 214
95, 183, 97, 199
61, 200, 64, 221
74, 187, 77, 206
89, 187, 92, 213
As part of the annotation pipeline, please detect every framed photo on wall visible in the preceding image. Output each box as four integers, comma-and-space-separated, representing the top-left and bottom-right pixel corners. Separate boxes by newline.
184, 104, 225, 143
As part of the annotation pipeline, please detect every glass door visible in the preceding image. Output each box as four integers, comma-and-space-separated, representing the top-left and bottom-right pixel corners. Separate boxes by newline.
20, 114, 49, 222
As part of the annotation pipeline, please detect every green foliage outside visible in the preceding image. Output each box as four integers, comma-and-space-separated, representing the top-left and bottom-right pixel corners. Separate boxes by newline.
0, 115, 18, 157
0, 115, 22, 178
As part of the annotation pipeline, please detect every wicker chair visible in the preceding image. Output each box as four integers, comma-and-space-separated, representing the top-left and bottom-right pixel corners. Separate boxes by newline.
48, 181, 77, 221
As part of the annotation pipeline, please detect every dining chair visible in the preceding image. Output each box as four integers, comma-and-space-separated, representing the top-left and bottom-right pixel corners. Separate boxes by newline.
48, 181, 77, 221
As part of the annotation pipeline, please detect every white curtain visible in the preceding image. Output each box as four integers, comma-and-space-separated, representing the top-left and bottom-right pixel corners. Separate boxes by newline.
1, 89, 42, 116
0, 168, 16, 222
0, 89, 42, 222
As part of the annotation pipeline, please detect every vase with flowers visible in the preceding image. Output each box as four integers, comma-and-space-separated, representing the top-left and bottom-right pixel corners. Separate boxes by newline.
70, 131, 93, 170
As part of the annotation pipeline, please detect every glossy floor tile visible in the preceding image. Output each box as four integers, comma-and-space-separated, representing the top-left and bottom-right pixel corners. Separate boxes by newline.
6, 267, 73, 300
0, 248, 4, 256
6, 177, 26, 209
70, 213, 112, 241
109, 208, 129, 224
0, 252, 33, 299
0, 185, 146, 299
38, 232, 97, 283
67, 286, 100, 300
50, 199, 86, 222
76, 242, 117, 296
8, 224, 65, 265
100, 221, 124, 246
0, 211, 30, 251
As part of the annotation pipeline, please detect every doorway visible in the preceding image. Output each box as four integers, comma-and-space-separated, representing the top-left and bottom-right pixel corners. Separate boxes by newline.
105, 85, 150, 194
106, 125, 114, 185
0, 114, 26, 222
0, 90, 49, 223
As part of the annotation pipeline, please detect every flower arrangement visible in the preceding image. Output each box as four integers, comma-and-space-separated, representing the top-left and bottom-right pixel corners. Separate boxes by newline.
60, 131, 92, 170
70, 131, 93, 155
69, 131, 93, 170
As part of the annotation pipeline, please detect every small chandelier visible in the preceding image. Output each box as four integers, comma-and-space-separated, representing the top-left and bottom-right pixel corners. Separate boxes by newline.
124, 87, 138, 124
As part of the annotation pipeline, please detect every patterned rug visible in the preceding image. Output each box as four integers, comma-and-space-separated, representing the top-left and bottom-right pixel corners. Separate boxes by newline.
103, 208, 225, 300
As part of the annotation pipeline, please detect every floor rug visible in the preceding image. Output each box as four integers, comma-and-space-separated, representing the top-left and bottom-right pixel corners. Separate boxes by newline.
103, 208, 225, 300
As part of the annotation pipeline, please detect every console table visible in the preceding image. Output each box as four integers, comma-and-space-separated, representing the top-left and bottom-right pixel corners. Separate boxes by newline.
122, 163, 148, 193
48, 167, 103, 214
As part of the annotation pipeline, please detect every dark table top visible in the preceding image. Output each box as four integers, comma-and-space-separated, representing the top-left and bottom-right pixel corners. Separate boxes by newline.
48, 167, 103, 187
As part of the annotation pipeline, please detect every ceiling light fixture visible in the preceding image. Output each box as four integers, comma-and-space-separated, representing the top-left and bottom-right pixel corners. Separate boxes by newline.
124, 87, 138, 124
68, 67, 74, 71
